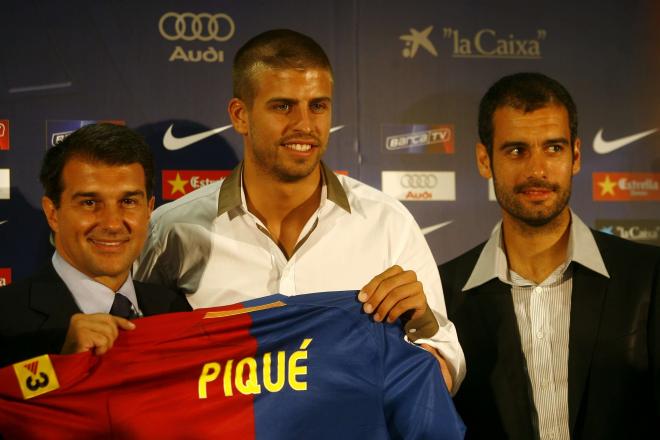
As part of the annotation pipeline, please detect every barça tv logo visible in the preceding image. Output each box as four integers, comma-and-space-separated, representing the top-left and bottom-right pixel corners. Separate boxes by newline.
382, 124, 454, 154
45, 120, 125, 147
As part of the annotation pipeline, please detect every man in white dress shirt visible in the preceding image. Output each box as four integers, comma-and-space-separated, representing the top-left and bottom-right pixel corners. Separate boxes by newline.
136, 29, 464, 392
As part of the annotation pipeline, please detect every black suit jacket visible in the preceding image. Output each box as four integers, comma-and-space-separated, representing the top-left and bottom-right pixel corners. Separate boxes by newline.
0, 262, 191, 367
440, 230, 660, 439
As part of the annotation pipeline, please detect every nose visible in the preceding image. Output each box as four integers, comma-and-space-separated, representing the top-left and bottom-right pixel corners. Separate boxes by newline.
98, 205, 125, 232
527, 148, 547, 179
290, 106, 313, 134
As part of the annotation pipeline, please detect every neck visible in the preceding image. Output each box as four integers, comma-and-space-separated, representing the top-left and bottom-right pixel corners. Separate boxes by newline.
56, 248, 128, 292
96, 274, 129, 293
243, 162, 322, 258
501, 208, 572, 284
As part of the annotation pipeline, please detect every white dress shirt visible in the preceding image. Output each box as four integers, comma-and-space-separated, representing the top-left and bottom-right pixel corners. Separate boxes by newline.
52, 251, 141, 316
462, 212, 609, 439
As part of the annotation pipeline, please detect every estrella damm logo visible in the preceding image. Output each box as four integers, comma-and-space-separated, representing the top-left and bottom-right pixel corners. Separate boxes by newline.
13, 354, 60, 399
162, 170, 232, 200
0, 119, 10, 150
593, 172, 660, 201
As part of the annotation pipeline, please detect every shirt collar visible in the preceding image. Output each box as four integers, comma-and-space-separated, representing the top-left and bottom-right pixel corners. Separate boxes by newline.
217, 161, 351, 217
52, 251, 140, 314
462, 210, 609, 291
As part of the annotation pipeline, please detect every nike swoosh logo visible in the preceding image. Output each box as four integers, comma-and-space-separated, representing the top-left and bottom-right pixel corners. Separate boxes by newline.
421, 220, 452, 235
0, 220, 7, 226
593, 128, 658, 154
329, 125, 344, 133
163, 124, 233, 151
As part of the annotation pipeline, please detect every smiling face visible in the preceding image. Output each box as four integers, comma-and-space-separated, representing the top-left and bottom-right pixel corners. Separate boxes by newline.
476, 104, 581, 227
42, 157, 154, 291
229, 67, 333, 182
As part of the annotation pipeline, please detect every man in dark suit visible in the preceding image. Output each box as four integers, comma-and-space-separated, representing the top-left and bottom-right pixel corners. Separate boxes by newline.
439, 72, 659, 439
0, 123, 190, 367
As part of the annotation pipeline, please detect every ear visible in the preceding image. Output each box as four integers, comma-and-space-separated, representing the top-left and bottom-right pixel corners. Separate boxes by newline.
41, 196, 59, 233
228, 98, 249, 135
147, 196, 155, 216
571, 138, 581, 175
476, 143, 493, 179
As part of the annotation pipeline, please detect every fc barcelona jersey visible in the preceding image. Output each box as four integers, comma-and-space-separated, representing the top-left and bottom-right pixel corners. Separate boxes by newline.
0, 291, 465, 439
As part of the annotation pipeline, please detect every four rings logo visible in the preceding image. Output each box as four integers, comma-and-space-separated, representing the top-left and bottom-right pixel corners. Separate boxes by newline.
400, 174, 438, 188
159, 12, 236, 64
382, 171, 455, 201
159, 12, 235, 42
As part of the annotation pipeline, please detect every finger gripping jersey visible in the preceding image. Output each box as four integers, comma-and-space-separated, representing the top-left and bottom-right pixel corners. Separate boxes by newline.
0, 291, 465, 439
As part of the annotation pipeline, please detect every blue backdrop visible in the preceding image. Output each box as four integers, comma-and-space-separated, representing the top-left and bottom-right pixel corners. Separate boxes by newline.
0, 0, 658, 284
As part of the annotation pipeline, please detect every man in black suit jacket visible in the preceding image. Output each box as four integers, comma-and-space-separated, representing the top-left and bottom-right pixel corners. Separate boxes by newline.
0, 123, 190, 368
439, 73, 659, 439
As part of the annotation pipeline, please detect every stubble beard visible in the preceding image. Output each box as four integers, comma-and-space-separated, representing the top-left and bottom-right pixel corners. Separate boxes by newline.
250, 133, 327, 183
493, 176, 572, 228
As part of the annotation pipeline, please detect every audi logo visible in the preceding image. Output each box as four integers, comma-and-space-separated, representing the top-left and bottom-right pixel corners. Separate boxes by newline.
158, 12, 235, 42
400, 174, 438, 188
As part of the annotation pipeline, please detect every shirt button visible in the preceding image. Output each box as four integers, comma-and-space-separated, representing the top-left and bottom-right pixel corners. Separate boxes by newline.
408, 328, 417, 334
536, 331, 544, 339
534, 286, 542, 294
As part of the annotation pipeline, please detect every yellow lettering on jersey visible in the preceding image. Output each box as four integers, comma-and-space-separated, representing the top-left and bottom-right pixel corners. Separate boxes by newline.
196, 338, 313, 399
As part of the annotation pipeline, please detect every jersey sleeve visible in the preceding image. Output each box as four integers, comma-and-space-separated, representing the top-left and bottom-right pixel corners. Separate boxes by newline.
380, 324, 465, 439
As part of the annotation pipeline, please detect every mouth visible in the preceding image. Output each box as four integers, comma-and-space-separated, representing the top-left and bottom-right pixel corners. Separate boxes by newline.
88, 238, 129, 251
283, 143, 313, 152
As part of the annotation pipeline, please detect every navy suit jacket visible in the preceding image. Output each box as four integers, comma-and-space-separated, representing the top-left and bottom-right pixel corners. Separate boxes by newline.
439, 230, 660, 439
0, 262, 191, 367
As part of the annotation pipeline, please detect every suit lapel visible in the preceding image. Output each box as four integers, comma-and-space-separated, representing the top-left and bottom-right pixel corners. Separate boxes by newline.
475, 279, 537, 439
567, 263, 609, 435
29, 263, 81, 329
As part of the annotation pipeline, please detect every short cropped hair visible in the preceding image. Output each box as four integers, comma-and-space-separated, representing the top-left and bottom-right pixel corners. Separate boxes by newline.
39, 123, 154, 206
232, 29, 332, 105
478, 72, 578, 157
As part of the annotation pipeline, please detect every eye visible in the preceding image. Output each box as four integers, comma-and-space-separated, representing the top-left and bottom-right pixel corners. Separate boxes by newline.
310, 101, 328, 113
122, 198, 138, 207
547, 144, 563, 153
507, 146, 523, 156
81, 199, 96, 208
272, 103, 290, 112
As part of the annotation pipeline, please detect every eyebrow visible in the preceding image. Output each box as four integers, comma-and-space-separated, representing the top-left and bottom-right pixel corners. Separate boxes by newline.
71, 190, 146, 199
499, 137, 570, 150
266, 96, 332, 104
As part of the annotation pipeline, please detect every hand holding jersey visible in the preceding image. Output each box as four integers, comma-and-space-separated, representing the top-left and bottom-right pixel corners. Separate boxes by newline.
359, 264, 451, 389
61, 313, 135, 356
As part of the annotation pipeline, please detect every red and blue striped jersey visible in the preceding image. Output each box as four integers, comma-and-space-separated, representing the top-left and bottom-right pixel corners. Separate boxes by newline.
0, 291, 465, 439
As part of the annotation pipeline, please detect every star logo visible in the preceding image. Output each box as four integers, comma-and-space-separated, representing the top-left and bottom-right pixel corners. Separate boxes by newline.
400, 26, 438, 58
597, 175, 617, 196
168, 172, 189, 196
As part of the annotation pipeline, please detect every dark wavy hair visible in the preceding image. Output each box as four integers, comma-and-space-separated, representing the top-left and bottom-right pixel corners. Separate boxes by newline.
39, 123, 154, 206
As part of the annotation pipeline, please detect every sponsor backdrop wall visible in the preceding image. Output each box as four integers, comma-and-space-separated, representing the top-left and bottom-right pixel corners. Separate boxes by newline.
0, 0, 658, 285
